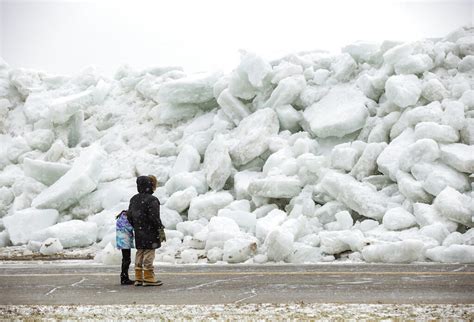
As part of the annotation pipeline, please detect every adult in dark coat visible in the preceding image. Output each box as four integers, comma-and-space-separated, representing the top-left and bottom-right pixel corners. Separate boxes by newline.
127, 175, 163, 286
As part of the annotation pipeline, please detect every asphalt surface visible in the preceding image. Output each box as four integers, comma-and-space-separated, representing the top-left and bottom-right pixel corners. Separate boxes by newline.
0, 261, 473, 305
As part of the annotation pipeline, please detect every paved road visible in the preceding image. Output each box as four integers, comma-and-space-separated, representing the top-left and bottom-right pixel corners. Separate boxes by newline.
0, 261, 473, 305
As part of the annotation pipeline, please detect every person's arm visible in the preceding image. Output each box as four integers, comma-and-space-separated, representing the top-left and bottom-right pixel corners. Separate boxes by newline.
149, 198, 164, 229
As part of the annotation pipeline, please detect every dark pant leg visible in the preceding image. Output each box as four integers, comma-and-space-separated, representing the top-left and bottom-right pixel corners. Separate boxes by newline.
121, 249, 131, 276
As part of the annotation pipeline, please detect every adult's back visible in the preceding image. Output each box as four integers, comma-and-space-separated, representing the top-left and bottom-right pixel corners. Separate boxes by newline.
127, 176, 163, 249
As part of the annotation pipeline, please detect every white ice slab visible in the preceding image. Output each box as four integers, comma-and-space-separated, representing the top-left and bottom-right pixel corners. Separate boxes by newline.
31, 144, 106, 211
303, 86, 368, 138
3, 208, 59, 245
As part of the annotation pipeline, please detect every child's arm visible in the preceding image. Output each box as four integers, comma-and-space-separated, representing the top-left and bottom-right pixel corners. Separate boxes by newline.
126, 207, 134, 228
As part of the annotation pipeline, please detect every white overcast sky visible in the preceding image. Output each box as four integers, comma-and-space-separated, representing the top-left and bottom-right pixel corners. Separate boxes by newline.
0, 0, 472, 76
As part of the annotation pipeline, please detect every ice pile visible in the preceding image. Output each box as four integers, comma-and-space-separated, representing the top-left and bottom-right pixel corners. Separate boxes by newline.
0, 26, 473, 264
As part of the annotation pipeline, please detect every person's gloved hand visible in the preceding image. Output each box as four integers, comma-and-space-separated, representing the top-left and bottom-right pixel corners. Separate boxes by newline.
159, 228, 167, 243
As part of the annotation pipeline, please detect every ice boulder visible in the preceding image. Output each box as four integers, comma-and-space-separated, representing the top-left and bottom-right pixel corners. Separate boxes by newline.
248, 175, 302, 199
205, 216, 241, 250
458, 55, 474, 73
422, 78, 448, 102
223, 236, 258, 263
218, 209, 256, 233
394, 54, 434, 75
324, 211, 354, 231
188, 191, 234, 221
238, 51, 272, 88
272, 62, 303, 83
3, 208, 59, 245
461, 118, 474, 145
156, 72, 220, 105
164, 187, 197, 213
457, 35, 474, 56
264, 228, 294, 262
319, 230, 365, 254
22, 92, 52, 123
319, 171, 391, 220
0, 187, 14, 216
342, 41, 380, 63
313, 201, 349, 224
7, 137, 31, 164
24, 129, 55, 152
275, 104, 302, 132
0, 231, 10, 248
440, 143, 474, 173
398, 139, 440, 172
377, 128, 416, 180
460, 90, 474, 109
23, 158, 71, 186
216, 89, 251, 126
160, 207, 183, 229
180, 249, 199, 264
390, 102, 443, 139
297, 154, 328, 185
169, 145, 200, 176
39, 238, 63, 255
227, 70, 256, 100
49, 89, 94, 124
443, 232, 464, 246
385, 75, 421, 108
419, 223, 450, 244
331, 144, 360, 171
413, 203, 458, 232
203, 136, 232, 191
411, 162, 469, 196
32, 220, 98, 248
383, 42, 414, 66
303, 86, 369, 138
265, 75, 306, 108
150, 103, 200, 125
287, 242, 323, 263
331, 53, 357, 82
396, 172, 432, 203
176, 219, 207, 237
382, 207, 417, 231
165, 171, 208, 195
350, 142, 387, 180
359, 219, 379, 232
433, 187, 473, 227
225, 199, 251, 212
256, 209, 287, 240
31, 144, 106, 211
414, 122, 459, 143
313, 69, 330, 85
95, 242, 122, 265
207, 247, 223, 263
234, 171, 263, 200
263, 148, 296, 176
229, 108, 279, 166
362, 240, 424, 263
425, 245, 474, 263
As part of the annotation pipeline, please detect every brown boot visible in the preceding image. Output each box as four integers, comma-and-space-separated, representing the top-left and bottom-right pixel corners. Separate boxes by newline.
134, 268, 143, 286
143, 269, 163, 286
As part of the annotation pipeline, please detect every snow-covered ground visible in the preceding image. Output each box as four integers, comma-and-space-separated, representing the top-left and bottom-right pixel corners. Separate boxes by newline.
0, 26, 473, 265
1, 304, 473, 320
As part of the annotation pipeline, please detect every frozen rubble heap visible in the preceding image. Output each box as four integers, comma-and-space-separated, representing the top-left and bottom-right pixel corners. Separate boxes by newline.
0, 26, 473, 264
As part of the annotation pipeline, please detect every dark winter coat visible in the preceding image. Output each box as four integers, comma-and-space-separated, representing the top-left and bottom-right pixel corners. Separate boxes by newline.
127, 176, 163, 249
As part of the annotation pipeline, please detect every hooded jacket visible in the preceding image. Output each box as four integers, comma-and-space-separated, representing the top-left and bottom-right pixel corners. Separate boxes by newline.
127, 176, 163, 249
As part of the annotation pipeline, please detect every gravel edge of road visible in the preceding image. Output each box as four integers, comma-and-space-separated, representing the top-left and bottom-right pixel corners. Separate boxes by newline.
1, 304, 473, 320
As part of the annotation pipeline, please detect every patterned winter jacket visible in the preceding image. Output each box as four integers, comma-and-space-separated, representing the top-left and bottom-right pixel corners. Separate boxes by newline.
116, 210, 135, 249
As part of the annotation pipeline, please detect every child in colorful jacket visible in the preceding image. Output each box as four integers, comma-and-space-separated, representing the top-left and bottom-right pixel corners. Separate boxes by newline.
116, 210, 135, 285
